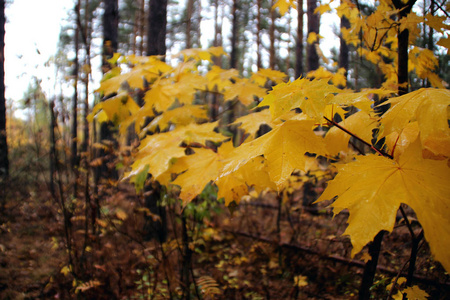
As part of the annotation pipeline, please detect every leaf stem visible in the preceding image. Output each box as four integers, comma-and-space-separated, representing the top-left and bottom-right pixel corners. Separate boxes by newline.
323, 116, 393, 159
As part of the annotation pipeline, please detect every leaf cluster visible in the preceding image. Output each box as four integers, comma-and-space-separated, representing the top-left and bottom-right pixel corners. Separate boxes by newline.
90, 42, 450, 274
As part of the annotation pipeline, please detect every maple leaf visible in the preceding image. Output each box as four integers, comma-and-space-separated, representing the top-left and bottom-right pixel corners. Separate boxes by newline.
96, 64, 159, 96
176, 47, 226, 62
307, 32, 322, 44
316, 139, 450, 271
143, 105, 208, 133
259, 78, 341, 123
168, 148, 224, 205
272, 0, 296, 15
436, 36, 450, 55
251, 69, 288, 86
223, 78, 267, 106
384, 122, 419, 158
127, 122, 225, 180
379, 88, 450, 157
403, 285, 430, 300
216, 156, 276, 205
314, 3, 331, 15
205, 66, 239, 92
90, 92, 140, 126
220, 120, 327, 190
325, 111, 378, 156
231, 109, 275, 139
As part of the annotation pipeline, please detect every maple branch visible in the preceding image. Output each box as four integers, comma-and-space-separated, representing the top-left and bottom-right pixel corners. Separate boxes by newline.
323, 116, 393, 159
435, 0, 450, 18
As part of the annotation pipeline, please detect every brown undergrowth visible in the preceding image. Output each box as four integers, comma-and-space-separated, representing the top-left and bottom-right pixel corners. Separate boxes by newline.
0, 178, 448, 299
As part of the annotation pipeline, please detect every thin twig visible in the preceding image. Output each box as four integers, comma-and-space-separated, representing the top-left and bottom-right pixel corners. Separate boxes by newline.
324, 116, 393, 159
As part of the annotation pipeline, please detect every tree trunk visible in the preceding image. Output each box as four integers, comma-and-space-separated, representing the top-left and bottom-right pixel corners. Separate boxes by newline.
269, 0, 276, 69
339, 14, 350, 86
102, 0, 118, 72
307, 0, 319, 72
0, 0, 8, 180
230, 0, 239, 69
295, 0, 304, 78
392, 0, 416, 95
145, 0, 168, 244
186, 0, 194, 49
147, 0, 167, 58
213, 0, 222, 67
256, 0, 262, 70
82, 0, 91, 154
71, 1, 81, 197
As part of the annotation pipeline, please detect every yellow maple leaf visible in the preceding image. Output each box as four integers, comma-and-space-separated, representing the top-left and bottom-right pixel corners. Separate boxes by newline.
216, 156, 276, 205
316, 139, 450, 271
436, 36, 450, 55
220, 120, 327, 190
259, 78, 341, 123
231, 109, 275, 139
96, 64, 159, 96
403, 285, 430, 300
170, 148, 225, 205
94, 93, 140, 125
307, 32, 322, 44
379, 88, 450, 157
205, 66, 239, 92
127, 122, 225, 180
251, 69, 288, 86
272, 0, 296, 16
325, 111, 378, 156
177, 47, 226, 62
314, 3, 331, 15
384, 122, 419, 158
425, 14, 450, 33
143, 105, 208, 133
224, 78, 267, 105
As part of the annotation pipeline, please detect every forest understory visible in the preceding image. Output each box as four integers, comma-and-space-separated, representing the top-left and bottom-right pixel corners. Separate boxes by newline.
1, 171, 448, 300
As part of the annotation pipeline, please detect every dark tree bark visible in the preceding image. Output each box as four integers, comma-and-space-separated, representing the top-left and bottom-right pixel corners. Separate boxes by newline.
147, 0, 167, 58
71, 1, 81, 197
269, 0, 276, 69
186, 0, 194, 49
0, 0, 8, 179
339, 14, 350, 86
144, 0, 168, 243
307, 0, 319, 72
212, 0, 223, 67
98, 0, 119, 182
392, 0, 416, 95
295, 0, 304, 78
256, 0, 262, 70
230, 0, 239, 69
102, 0, 118, 72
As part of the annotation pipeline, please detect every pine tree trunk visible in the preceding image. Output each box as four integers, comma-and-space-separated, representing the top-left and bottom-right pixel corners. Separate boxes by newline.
186, 0, 194, 48
102, 0, 118, 72
213, 0, 222, 66
256, 0, 262, 70
144, 0, 168, 244
269, 0, 276, 69
392, 0, 416, 95
82, 0, 91, 154
0, 0, 8, 180
307, 0, 319, 72
295, 0, 304, 78
71, 1, 80, 197
230, 0, 239, 69
98, 0, 119, 182
147, 0, 167, 58
339, 14, 350, 86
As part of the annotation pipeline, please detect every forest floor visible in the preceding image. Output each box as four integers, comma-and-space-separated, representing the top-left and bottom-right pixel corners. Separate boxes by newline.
0, 177, 449, 299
